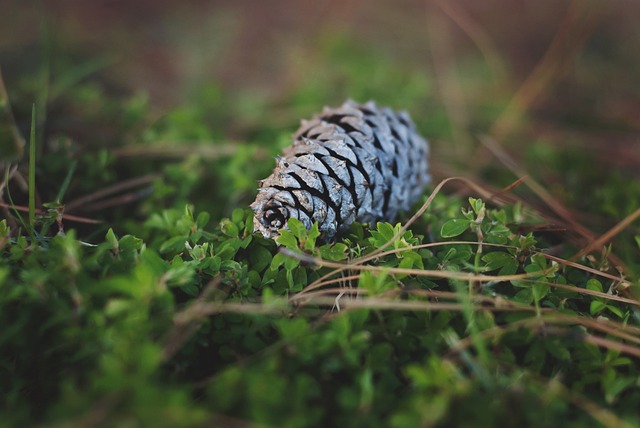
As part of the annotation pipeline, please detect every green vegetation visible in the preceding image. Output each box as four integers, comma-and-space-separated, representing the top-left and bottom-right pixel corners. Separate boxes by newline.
1, 8, 640, 427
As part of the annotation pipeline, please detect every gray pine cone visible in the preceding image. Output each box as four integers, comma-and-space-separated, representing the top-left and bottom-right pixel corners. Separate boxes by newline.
251, 100, 430, 242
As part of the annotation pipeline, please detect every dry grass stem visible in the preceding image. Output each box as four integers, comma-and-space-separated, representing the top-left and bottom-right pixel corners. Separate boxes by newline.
0, 202, 102, 224
111, 144, 237, 160
574, 207, 640, 259
436, 0, 506, 83
490, 0, 601, 140
65, 174, 159, 211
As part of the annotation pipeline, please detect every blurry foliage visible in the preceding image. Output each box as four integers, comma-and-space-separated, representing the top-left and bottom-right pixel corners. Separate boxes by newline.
1, 23, 640, 428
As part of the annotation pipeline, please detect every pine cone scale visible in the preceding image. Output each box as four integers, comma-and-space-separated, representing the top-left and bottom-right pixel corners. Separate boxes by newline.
315, 143, 375, 208
289, 171, 337, 220
289, 146, 364, 234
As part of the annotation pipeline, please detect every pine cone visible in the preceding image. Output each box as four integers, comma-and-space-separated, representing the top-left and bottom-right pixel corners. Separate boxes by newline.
251, 100, 430, 242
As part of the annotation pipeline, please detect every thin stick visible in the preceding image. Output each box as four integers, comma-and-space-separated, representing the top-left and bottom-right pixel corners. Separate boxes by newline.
490, 0, 600, 139
65, 174, 158, 211
281, 247, 555, 283
0, 202, 102, 224
574, 207, 640, 259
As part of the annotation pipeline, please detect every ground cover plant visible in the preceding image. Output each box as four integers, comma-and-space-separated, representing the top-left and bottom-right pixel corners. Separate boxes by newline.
1, 1, 640, 427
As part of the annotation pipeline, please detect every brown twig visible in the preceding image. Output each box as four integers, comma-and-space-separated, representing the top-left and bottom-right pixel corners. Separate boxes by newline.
111, 144, 237, 160
0, 67, 25, 160
0, 202, 102, 224
489, 0, 602, 140
573, 207, 640, 259
436, 0, 506, 83
65, 174, 159, 211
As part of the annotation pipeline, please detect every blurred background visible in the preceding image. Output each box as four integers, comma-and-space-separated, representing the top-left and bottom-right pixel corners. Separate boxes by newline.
1, 0, 639, 248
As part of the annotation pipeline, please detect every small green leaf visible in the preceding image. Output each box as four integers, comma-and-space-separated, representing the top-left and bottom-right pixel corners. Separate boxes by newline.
403, 250, 424, 270
159, 235, 188, 254
320, 243, 347, 261
106, 228, 118, 247
378, 222, 396, 240
532, 283, 549, 302
586, 279, 603, 293
200, 255, 221, 273
276, 229, 298, 249
217, 240, 241, 260
119, 235, 143, 252
482, 252, 517, 275
287, 218, 307, 239
545, 339, 571, 361
231, 208, 244, 224
180, 283, 199, 297
359, 270, 393, 295
524, 262, 543, 274
590, 300, 606, 315
370, 222, 396, 247
220, 219, 239, 238
468, 197, 485, 215
603, 368, 636, 404
276, 317, 309, 340
196, 211, 210, 228
283, 255, 301, 271
270, 252, 286, 271
606, 305, 624, 319
245, 214, 255, 236
513, 288, 533, 304
397, 254, 416, 272
440, 219, 471, 238
304, 222, 320, 251
249, 245, 273, 272
0, 220, 9, 241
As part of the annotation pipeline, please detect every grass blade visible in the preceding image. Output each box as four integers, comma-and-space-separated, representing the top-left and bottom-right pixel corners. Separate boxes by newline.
56, 159, 77, 203
29, 104, 36, 229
